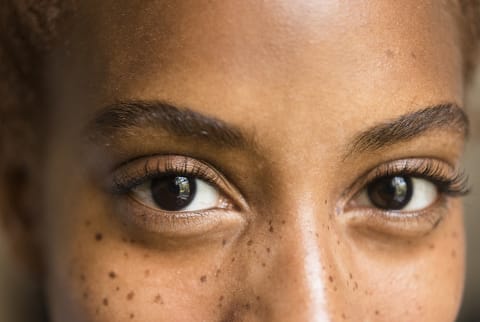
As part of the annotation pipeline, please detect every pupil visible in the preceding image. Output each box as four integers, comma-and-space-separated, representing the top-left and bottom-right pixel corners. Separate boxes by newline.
150, 175, 196, 211
367, 176, 413, 210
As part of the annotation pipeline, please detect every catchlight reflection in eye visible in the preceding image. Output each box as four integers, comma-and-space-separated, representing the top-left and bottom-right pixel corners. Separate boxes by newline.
131, 175, 221, 212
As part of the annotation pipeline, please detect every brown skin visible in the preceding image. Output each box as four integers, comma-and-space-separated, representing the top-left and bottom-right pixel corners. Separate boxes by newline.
1, 0, 468, 321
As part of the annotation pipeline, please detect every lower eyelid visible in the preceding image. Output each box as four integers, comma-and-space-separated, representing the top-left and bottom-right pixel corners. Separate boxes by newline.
340, 197, 449, 238
112, 193, 246, 238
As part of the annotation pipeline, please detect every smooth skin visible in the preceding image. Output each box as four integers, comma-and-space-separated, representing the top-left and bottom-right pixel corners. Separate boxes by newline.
3, 1, 468, 321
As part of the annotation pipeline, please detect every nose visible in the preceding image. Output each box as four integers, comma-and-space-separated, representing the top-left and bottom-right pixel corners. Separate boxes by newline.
254, 205, 333, 322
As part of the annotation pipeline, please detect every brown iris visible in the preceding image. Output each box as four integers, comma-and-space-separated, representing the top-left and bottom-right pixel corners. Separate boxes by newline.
367, 176, 413, 210
150, 176, 197, 211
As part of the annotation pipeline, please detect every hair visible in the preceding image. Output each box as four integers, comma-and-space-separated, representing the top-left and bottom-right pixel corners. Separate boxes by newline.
0, 0, 479, 181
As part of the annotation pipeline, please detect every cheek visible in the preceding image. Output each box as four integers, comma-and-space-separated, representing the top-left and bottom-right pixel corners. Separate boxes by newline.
340, 203, 465, 321
46, 224, 230, 321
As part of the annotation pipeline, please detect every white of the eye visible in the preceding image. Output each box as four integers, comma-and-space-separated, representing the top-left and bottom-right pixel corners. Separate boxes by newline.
131, 178, 220, 211
182, 179, 219, 211
401, 178, 438, 211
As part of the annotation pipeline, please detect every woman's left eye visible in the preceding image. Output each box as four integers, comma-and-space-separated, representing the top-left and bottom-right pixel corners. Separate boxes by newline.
130, 175, 222, 212
355, 175, 438, 212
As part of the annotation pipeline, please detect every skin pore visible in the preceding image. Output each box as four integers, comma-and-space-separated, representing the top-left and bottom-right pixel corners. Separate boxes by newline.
2, 0, 473, 321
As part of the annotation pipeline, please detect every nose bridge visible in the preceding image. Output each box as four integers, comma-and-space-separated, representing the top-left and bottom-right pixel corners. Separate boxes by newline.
259, 204, 333, 322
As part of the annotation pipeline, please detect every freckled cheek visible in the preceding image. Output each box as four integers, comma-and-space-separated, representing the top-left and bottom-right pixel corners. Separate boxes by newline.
346, 211, 465, 321
57, 235, 241, 321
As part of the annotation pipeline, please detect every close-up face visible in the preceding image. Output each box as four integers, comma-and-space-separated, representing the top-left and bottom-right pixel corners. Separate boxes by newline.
10, 0, 472, 321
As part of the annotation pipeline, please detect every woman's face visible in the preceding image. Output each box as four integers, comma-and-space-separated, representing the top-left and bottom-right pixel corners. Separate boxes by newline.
40, 1, 466, 321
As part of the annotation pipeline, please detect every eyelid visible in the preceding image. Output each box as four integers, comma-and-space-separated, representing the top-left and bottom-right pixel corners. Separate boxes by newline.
340, 158, 468, 207
105, 155, 250, 239
107, 154, 249, 211
339, 158, 467, 238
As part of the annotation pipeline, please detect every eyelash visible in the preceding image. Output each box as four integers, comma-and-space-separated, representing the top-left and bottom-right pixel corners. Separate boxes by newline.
110, 157, 222, 196
366, 159, 469, 198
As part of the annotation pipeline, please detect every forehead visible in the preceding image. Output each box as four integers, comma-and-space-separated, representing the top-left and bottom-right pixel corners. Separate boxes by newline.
51, 0, 463, 146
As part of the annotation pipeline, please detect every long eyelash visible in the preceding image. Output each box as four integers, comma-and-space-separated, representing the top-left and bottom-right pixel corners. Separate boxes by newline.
371, 159, 470, 197
110, 157, 220, 194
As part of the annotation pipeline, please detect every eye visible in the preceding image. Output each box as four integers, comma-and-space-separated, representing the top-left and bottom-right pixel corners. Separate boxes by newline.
107, 155, 247, 238
130, 175, 221, 212
362, 175, 438, 212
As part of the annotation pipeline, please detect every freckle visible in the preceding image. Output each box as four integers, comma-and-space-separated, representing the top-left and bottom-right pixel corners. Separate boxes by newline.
281, 220, 286, 225
261, 262, 266, 267
333, 286, 337, 291
108, 271, 116, 279
222, 239, 227, 246
129, 313, 135, 319
354, 282, 358, 290
154, 294, 163, 304
200, 275, 207, 283
145, 269, 150, 277
336, 240, 340, 245
452, 231, 458, 238
256, 295, 260, 301
219, 295, 224, 302
247, 240, 253, 246
451, 250, 457, 258
349, 273, 353, 279
375, 310, 380, 315
215, 269, 221, 277
341, 312, 346, 319
328, 275, 334, 282
95, 233, 103, 241
231, 257, 235, 263
127, 292, 135, 300
84, 220, 91, 227
269, 226, 274, 233
324, 200, 327, 204
103, 298, 109, 306
411, 52, 417, 59
83, 292, 89, 299
266, 247, 270, 253
326, 225, 330, 231
386, 49, 395, 58
121, 237, 128, 243
428, 244, 435, 250
129, 239, 136, 244
115, 286, 120, 292
124, 252, 129, 258
80, 274, 86, 282
244, 303, 251, 310
143, 253, 150, 259
315, 233, 319, 238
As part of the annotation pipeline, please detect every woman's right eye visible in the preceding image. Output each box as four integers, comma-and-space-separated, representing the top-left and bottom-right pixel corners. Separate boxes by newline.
107, 155, 246, 238
130, 175, 224, 212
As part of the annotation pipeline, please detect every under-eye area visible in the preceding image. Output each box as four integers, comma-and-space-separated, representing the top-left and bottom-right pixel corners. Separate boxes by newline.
340, 158, 469, 238
105, 155, 248, 239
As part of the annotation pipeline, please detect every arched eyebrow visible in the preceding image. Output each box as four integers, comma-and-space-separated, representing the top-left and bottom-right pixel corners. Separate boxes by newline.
344, 103, 469, 159
86, 100, 255, 150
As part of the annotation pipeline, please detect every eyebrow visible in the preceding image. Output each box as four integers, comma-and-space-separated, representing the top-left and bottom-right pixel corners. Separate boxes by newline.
86, 100, 253, 149
345, 103, 469, 158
